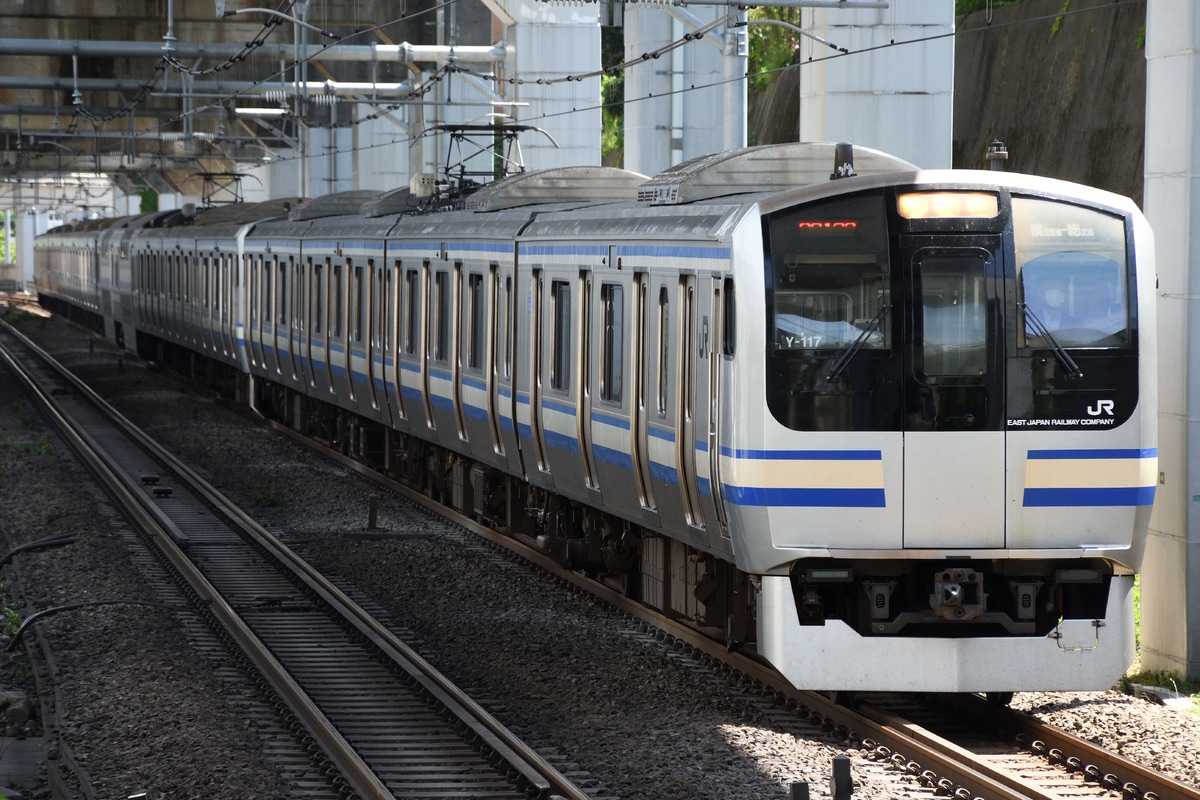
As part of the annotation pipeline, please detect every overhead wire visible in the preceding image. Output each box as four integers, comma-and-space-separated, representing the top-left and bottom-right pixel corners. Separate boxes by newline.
64, 0, 460, 165
64, 0, 1136, 179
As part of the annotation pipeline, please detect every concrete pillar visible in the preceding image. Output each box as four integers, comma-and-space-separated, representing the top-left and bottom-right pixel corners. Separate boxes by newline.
624, 4, 743, 178
494, 0, 602, 171
800, 2, 954, 169
1142, 0, 1200, 679
308, 127, 355, 195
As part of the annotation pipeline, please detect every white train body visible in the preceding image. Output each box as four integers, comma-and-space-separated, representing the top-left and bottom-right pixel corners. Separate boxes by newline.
34, 143, 1156, 693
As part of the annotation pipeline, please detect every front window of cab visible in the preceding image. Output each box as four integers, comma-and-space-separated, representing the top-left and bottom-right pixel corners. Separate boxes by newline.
765, 193, 896, 431
1013, 197, 1131, 349
768, 195, 891, 352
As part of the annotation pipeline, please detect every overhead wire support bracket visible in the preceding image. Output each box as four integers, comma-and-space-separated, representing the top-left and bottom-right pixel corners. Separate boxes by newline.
215, 2, 341, 41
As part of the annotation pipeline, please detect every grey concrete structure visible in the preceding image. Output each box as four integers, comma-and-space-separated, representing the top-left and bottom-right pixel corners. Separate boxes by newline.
1143, 0, 1200, 680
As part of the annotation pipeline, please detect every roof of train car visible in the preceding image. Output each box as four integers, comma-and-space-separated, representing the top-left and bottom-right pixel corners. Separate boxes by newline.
512, 199, 743, 242
137, 197, 307, 241
45, 209, 183, 236
289, 191, 384, 221
462, 166, 649, 211
362, 187, 420, 218
37, 143, 936, 248
188, 197, 305, 228
635, 141, 917, 206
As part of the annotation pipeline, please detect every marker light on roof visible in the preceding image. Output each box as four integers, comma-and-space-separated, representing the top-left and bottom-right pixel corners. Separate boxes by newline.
897, 192, 999, 219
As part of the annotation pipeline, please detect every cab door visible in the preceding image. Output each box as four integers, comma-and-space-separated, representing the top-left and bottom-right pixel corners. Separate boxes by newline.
902, 236, 1006, 549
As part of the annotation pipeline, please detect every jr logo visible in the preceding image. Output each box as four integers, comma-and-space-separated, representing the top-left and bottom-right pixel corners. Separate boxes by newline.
1086, 400, 1115, 417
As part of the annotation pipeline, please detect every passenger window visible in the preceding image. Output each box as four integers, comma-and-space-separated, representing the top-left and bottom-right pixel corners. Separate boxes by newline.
498, 274, 512, 379
467, 272, 484, 370
353, 263, 365, 343
722, 277, 736, 357
332, 263, 343, 337
550, 279, 571, 391
404, 268, 418, 354
1013, 198, 1130, 348
313, 259, 325, 335
434, 270, 450, 362
657, 286, 669, 416
600, 282, 624, 403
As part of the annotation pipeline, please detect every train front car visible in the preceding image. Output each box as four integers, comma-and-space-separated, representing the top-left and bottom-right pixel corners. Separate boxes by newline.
726, 154, 1156, 693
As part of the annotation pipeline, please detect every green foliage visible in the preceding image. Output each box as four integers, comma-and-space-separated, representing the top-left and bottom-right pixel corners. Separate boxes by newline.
747, 7, 804, 93
1121, 670, 1200, 705
1125, 577, 1200, 710
0, 210, 13, 264
0, 429, 52, 456
601, 73, 624, 166
129, 173, 159, 214
1050, 0, 1071, 38
1, 304, 33, 326
601, 26, 624, 166
1134, 574, 1141, 648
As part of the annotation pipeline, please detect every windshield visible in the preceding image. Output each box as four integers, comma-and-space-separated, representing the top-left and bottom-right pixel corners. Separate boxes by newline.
774, 257, 889, 351
1013, 197, 1130, 348
769, 194, 891, 353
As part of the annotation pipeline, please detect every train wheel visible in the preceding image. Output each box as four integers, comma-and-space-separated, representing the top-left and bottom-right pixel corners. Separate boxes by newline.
986, 691, 1014, 707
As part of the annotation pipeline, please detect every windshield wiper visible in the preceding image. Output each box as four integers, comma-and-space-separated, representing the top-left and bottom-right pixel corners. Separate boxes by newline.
825, 305, 889, 383
1021, 302, 1084, 380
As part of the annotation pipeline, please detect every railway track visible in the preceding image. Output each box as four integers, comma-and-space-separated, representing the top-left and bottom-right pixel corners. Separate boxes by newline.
852, 692, 1200, 800
251, 398, 1200, 800
0, 318, 596, 800
6, 309, 1200, 800
246, 389, 1200, 800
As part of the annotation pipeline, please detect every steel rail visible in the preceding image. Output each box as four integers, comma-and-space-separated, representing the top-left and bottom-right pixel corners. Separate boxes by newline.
0, 323, 393, 800
1, 320, 594, 800
260, 419, 1048, 800
939, 693, 1200, 800
259, 416, 1200, 800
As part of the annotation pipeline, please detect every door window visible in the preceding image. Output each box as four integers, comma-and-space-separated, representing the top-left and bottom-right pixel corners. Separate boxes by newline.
917, 254, 989, 377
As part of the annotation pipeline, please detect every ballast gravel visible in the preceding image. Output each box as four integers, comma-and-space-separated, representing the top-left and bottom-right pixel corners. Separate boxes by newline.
1, 303, 1198, 800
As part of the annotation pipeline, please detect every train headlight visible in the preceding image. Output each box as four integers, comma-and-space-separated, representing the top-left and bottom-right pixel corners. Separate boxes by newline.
897, 191, 998, 219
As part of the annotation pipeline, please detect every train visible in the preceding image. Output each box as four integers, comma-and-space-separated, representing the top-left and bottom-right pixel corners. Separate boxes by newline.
33, 141, 1157, 696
